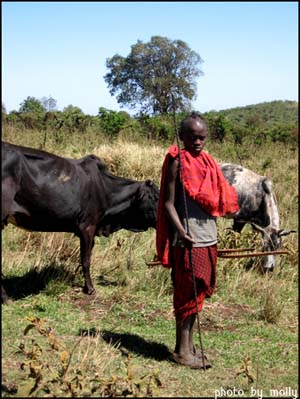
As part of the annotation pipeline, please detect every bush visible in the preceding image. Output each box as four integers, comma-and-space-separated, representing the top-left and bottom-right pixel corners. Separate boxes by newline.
138, 114, 175, 141
98, 108, 130, 137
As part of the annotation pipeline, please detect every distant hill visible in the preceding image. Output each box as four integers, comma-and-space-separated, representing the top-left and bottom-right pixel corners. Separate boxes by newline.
201, 100, 298, 144
214, 100, 298, 128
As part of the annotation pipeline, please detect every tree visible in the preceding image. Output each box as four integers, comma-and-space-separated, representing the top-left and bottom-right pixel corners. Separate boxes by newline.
2, 103, 7, 125
98, 107, 130, 137
104, 36, 203, 115
41, 96, 57, 112
63, 105, 83, 114
18, 96, 46, 130
62, 105, 87, 132
205, 112, 229, 143
19, 96, 46, 114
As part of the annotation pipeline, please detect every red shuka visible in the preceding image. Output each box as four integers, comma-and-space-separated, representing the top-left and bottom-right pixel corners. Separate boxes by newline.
156, 145, 239, 268
172, 246, 217, 321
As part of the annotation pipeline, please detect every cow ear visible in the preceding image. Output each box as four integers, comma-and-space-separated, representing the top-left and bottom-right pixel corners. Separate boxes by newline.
136, 180, 153, 201
145, 179, 153, 187
136, 185, 146, 201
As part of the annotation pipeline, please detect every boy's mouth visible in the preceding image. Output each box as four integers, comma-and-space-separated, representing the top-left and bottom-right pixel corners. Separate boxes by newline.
193, 145, 202, 152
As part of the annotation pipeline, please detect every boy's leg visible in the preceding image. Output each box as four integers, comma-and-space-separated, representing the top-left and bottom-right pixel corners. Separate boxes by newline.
173, 314, 210, 368
175, 314, 195, 359
188, 313, 196, 353
171, 248, 212, 368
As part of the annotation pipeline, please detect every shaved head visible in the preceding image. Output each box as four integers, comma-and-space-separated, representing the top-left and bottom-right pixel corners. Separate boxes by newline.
179, 112, 207, 141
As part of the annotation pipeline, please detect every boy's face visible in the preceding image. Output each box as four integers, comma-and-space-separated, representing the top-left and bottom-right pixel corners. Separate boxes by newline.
182, 119, 208, 155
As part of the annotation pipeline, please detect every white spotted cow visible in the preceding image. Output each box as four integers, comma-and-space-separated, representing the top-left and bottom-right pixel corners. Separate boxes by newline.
220, 163, 295, 270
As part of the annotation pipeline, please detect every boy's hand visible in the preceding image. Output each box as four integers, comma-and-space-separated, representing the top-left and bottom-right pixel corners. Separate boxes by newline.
180, 231, 196, 247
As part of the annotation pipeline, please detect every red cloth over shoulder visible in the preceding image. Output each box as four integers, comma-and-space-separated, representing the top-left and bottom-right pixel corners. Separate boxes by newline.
156, 146, 239, 268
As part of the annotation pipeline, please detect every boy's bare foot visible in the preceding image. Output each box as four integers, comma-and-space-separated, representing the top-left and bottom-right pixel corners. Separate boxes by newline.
192, 347, 212, 365
172, 352, 211, 369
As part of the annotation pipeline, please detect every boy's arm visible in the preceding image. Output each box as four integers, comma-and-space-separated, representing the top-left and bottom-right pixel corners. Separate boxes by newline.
164, 157, 195, 245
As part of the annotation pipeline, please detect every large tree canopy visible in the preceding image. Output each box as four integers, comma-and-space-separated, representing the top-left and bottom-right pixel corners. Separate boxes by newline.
19, 96, 46, 114
104, 36, 203, 115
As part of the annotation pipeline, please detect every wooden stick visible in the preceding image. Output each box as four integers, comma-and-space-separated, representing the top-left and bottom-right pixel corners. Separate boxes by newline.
146, 250, 290, 265
218, 250, 289, 258
146, 260, 162, 266
217, 248, 255, 253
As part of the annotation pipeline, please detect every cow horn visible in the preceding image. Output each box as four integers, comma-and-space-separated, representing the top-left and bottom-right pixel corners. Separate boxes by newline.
251, 223, 266, 234
278, 229, 297, 237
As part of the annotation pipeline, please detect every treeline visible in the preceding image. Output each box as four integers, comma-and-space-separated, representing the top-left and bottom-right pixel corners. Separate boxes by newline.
219, 100, 298, 145
2, 97, 298, 145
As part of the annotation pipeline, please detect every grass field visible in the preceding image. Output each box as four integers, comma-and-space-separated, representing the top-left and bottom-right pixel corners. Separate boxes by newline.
1, 131, 298, 398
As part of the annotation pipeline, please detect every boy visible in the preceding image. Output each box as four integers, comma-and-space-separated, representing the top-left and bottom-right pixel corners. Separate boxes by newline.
156, 112, 239, 369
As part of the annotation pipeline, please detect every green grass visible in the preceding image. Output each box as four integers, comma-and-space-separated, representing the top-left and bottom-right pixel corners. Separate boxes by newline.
1, 135, 298, 397
2, 236, 298, 397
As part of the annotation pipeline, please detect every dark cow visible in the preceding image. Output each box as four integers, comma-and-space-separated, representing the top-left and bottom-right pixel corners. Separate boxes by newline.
1, 142, 159, 303
220, 163, 294, 270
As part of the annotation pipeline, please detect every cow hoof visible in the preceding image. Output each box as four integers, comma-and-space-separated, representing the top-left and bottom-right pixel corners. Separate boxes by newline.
1, 299, 12, 305
83, 287, 95, 295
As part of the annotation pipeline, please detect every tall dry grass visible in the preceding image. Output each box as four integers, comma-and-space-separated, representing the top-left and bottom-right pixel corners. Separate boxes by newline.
2, 132, 298, 397
2, 130, 298, 305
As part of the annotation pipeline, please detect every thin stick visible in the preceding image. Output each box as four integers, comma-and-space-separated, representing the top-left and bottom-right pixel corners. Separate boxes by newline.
146, 250, 289, 265
218, 248, 255, 253
218, 250, 289, 258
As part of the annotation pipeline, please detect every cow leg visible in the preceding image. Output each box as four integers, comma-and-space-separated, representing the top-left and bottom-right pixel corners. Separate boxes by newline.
2, 177, 19, 304
1, 272, 11, 304
232, 220, 246, 233
2, 177, 18, 226
1, 284, 10, 305
79, 225, 96, 295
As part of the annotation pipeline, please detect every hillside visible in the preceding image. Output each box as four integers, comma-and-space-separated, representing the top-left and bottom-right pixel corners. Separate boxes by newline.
215, 100, 298, 127
202, 100, 298, 145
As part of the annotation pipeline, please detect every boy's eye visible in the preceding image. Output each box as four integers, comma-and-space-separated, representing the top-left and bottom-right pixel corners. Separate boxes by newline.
190, 135, 205, 141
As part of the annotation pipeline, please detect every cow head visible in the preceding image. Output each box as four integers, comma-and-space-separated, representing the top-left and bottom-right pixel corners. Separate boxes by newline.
130, 179, 159, 230
251, 223, 296, 270
99, 179, 159, 236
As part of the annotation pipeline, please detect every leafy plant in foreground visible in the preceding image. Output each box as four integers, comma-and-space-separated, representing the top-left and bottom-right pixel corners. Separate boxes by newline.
15, 317, 163, 397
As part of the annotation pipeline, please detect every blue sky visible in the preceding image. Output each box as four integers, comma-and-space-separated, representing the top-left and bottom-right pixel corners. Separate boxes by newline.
2, 1, 298, 115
